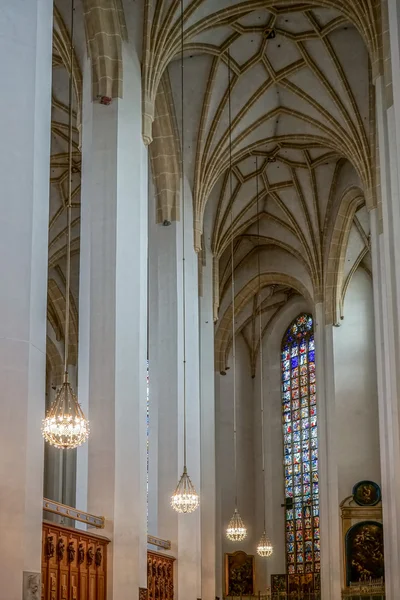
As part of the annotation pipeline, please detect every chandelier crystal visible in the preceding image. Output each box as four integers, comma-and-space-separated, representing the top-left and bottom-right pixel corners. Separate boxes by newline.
42, 374, 89, 449
226, 508, 247, 541
171, 467, 200, 514
257, 531, 273, 557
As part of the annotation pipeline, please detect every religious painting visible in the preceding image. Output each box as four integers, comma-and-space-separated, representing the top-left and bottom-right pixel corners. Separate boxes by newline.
345, 521, 384, 586
288, 573, 314, 594
224, 551, 255, 596
352, 481, 381, 507
271, 574, 287, 593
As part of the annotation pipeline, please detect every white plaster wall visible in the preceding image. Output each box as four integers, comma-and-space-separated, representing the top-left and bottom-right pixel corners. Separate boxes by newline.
334, 268, 381, 502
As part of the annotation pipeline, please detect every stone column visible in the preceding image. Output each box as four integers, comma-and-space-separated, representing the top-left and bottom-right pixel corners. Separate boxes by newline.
371, 71, 400, 598
0, 0, 53, 597
78, 41, 148, 599
176, 189, 202, 600
148, 186, 179, 549
314, 304, 341, 599
148, 182, 202, 600
199, 245, 216, 600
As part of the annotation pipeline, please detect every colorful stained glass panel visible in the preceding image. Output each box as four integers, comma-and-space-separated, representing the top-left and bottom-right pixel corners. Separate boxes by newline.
282, 314, 319, 575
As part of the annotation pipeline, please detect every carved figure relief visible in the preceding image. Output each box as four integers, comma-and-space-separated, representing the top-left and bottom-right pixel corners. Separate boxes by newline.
46, 536, 55, 559
147, 552, 174, 600
95, 547, 102, 567
67, 542, 75, 563
42, 523, 109, 600
57, 539, 65, 561
87, 546, 94, 566
78, 543, 85, 565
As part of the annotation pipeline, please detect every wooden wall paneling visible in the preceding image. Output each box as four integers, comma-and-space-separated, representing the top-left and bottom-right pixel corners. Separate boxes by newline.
42, 521, 109, 600
147, 551, 175, 600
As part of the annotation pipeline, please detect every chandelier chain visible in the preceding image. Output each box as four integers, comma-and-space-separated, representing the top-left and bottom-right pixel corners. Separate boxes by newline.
180, 0, 188, 468
64, 0, 75, 378
228, 49, 238, 508
256, 156, 267, 531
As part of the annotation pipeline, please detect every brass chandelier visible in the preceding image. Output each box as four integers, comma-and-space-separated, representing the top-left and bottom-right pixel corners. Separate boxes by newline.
42, 0, 89, 450
171, 0, 199, 514
226, 49, 247, 542
255, 157, 273, 558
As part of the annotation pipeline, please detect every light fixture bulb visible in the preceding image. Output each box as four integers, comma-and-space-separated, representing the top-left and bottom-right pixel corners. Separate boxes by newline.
226, 508, 247, 541
171, 467, 200, 514
257, 531, 273, 557
42, 376, 89, 449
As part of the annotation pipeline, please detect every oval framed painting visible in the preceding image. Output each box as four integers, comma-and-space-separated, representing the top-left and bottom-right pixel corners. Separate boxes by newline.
352, 481, 381, 507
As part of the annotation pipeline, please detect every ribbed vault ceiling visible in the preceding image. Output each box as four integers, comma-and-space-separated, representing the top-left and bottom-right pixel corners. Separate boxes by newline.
161, 2, 376, 369
44, 0, 377, 375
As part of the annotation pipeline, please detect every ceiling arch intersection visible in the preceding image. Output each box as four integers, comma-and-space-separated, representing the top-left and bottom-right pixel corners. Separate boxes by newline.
142, 0, 381, 144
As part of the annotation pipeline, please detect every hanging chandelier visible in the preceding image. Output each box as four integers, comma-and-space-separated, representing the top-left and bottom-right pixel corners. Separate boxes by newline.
225, 49, 247, 542
171, 0, 199, 514
42, 374, 89, 448
42, 0, 89, 450
255, 156, 273, 558
227, 508, 247, 542
257, 531, 273, 557
171, 466, 200, 514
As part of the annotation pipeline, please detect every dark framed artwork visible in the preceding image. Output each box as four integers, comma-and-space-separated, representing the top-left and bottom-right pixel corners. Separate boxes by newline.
271, 574, 287, 593
352, 481, 381, 507
345, 521, 384, 586
224, 551, 255, 596
288, 573, 314, 594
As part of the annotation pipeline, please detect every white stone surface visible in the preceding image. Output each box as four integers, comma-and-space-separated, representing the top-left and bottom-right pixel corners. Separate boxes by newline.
199, 244, 217, 600
0, 0, 53, 597
147, 177, 202, 600
78, 40, 148, 598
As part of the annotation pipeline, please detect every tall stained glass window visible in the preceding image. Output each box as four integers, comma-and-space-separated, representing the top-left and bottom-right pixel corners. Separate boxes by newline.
281, 314, 320, 574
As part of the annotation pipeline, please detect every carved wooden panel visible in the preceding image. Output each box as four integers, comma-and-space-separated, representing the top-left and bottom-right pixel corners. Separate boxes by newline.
147, 551, 175, 600
42, 522, 109, 600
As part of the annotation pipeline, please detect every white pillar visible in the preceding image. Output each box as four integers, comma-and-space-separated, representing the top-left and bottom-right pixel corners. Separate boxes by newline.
372, 72, 400, 598
148, 191, 179, 549
177, 191, 202, 600
0, 0, 53, 597
199, 246, 216, 600
148, 183, 201, 600
78, 40, 148, 599
75, 57, 91, 523
314, 304, 341, 599
369, 206, 400, 599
